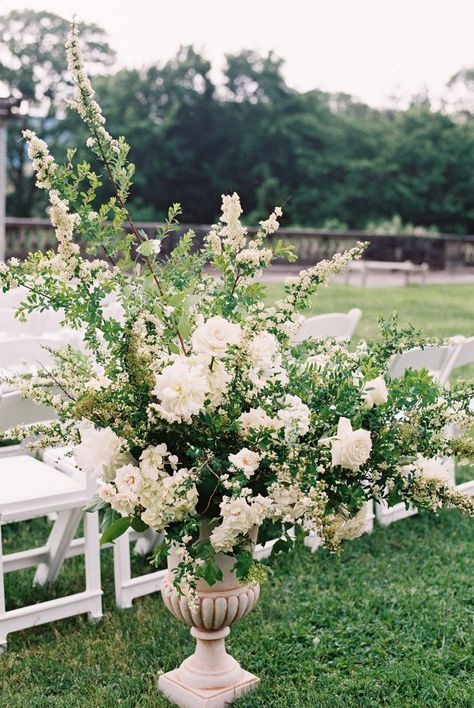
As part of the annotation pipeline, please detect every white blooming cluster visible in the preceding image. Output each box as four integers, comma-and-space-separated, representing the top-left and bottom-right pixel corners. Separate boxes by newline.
22, 129, 57, 189
94, 439, 199, 525
219, 192, 247, 253
65, 24, 117, 152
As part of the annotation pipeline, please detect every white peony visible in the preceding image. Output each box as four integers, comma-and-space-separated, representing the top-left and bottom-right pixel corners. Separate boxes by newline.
191, 315, 241, 358
228, 448, 261, 478
277, 394, 311, 439
362, 376, 389, 409
73, 420, 130, 481
152, 357, 208, 422
325, 417, 372, 471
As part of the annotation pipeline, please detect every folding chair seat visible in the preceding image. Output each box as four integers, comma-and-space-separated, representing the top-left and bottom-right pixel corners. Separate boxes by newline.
293, 308, 361, 343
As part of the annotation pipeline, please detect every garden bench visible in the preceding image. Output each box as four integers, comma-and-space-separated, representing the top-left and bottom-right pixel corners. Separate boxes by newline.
344, 260, 429, 286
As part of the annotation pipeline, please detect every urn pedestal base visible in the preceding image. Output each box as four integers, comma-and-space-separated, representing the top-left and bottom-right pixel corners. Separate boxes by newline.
159, 626, 259, 708
159, 668, 259, 708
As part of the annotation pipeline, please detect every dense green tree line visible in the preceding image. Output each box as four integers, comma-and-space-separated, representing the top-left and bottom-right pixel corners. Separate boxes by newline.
3, 9, 474, 233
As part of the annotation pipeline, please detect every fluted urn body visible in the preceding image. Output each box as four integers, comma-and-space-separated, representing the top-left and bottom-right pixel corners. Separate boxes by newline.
159, 523, 260, 707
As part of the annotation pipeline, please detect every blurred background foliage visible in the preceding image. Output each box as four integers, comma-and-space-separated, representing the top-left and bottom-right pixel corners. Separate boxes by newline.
4, 9, 474, 233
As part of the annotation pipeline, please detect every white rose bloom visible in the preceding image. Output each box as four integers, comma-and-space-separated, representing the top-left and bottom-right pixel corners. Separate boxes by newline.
469, 397, 474, 414
139, 444, 168, 480
74, 420, 129, 480
277, 394, 311, 438
327, 417, 372, 471
191, 315, 241, 358
238, 407, 280, 434
115, 463, 142, 495
362, 376, 388, 409
209, 523, 236, 552
111, 490, 138, 517
98, 480, 137, 517
228, 448, 261, 478
152, 357, 208, 421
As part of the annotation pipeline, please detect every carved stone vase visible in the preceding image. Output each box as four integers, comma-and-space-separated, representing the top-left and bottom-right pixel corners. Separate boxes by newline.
159, 522, 260, 708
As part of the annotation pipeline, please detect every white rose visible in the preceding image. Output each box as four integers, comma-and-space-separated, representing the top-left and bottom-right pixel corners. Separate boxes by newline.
139, 444, 168, 480
228, 448, 261, 478
74, 420, 129, 480
152, 357, 208, 421
191, 315, 241, 358
328, 417, 372, 471
238, 407, 280, 434
469, 397, 474, 414
115, 463, 141, 495
220, 496, 257, 533
362, 376, 388, 409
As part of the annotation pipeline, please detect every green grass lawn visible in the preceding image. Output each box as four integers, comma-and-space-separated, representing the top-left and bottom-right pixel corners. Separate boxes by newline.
1, 283, 474, 707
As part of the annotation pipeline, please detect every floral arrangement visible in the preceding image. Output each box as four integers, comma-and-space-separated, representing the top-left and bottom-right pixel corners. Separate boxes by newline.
1, 25, 474, 607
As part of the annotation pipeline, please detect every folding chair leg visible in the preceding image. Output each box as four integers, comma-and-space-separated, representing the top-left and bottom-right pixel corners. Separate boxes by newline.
114, 530, 133, 609
0, 525, 7, 652
33, 508, 82, 587
84, 510, 102, 623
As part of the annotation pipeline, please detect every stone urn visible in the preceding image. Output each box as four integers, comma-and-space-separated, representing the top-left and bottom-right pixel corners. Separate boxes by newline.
159, 523, 260, 708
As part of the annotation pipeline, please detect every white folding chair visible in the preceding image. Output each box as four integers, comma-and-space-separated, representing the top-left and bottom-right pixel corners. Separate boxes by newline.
0, 308, 65, 339
0, 392, 102, 651
41, 446, 166, 609
388, 344, 459, 388
293, 308, 361, 343
0, 287, 29, 309
446, 336, 474, 497
376, 343, 459, 525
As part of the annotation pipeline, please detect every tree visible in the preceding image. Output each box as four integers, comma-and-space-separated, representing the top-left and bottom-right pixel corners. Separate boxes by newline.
0, 9, 115, 216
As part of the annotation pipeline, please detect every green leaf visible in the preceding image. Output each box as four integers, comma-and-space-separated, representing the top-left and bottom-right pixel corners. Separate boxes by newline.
131, 517, 149, 533
137, 240, 155, 258
233, 551, 253, 579
272, 538, 291, 555
200, 556, 223, 586
84, 494, 108, 513
101, 516, 132, 544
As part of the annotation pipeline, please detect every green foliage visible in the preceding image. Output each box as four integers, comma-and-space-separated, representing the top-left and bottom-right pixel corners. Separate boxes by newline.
5, 9, 474, 232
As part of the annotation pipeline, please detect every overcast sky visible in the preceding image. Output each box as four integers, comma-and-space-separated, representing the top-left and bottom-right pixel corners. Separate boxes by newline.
4, 0, 474, 106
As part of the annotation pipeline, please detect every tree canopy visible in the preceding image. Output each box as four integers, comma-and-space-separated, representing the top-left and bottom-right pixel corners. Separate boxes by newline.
3, 9, 474, 234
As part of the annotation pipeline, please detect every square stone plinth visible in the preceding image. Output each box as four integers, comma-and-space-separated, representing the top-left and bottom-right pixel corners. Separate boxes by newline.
159, 669, 260, 708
